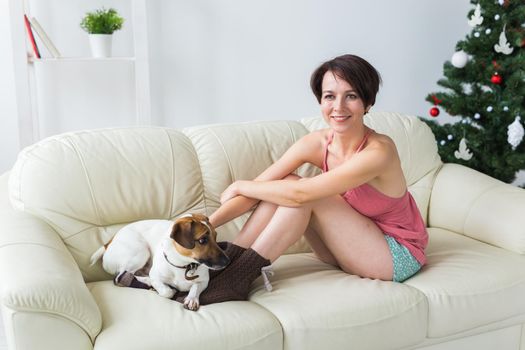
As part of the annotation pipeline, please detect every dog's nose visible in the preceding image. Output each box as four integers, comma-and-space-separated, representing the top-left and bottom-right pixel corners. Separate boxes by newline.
200, 254, 230, 270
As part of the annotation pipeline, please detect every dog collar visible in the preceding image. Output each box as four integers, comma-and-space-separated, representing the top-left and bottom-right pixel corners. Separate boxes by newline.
163, 252, 200, 281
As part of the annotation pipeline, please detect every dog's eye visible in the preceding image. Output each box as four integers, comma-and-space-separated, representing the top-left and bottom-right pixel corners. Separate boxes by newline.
198, 237, 208, 245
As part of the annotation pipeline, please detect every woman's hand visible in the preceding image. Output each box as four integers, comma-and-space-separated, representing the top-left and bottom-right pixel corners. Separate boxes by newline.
220, 181, 244, 204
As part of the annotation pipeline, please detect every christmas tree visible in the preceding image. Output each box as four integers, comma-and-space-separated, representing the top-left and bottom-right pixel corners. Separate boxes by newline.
422, 0, 525, 186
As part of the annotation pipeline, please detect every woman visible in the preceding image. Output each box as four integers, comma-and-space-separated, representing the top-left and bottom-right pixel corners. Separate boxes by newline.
122, 54, 428, 304
193, 54, 428, 304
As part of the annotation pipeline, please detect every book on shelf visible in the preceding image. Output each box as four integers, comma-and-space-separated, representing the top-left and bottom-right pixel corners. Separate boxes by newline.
27, 16, 62, 58
23, 14, 40, 59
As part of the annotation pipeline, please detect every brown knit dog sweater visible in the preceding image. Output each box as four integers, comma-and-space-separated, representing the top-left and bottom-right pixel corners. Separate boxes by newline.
191, 248, 271, 305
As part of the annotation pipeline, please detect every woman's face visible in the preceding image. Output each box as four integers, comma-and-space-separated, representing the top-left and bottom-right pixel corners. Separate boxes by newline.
320, 71, 368, 133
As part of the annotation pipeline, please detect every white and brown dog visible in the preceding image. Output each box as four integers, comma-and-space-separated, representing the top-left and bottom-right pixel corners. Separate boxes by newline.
90, 214, 229, 310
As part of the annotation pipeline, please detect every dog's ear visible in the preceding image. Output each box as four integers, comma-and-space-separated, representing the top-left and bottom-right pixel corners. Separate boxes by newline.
192, 213, 208, 222
171, 221, 195, 249
200, 214, 217, 239
206, 218, 218, 240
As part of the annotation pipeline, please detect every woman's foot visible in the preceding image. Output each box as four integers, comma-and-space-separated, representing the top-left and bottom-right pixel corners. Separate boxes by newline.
195, 248, 271, 305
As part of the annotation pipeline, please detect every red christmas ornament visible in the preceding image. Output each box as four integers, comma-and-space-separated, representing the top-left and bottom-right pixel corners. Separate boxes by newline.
491, 72, 502, 85
429, 95, 442, 117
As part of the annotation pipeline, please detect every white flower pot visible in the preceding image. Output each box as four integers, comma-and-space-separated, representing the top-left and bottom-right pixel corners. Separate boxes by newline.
89, 34, 113, 58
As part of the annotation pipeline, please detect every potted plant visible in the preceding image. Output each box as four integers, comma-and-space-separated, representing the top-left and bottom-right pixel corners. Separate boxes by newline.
80, 7, 124, 58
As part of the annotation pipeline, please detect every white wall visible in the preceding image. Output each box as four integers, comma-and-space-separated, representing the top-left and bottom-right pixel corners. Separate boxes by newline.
149, 0, 472, 128
0, 0, 21, 174
1, 0, 474, 174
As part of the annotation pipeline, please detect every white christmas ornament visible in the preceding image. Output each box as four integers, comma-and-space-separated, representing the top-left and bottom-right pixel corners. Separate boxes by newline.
468, 4, 484, 27
481, 85, 493, 93
474, 113, 481, 119
494, 14, 500, 20
494, 25, 514, 55
498, 0, 504, 5
454, 138, 473, 161
487, 106, 493, 112
451, 51, 468, 68
507, 116, 524, 150
462, 83, 473, 94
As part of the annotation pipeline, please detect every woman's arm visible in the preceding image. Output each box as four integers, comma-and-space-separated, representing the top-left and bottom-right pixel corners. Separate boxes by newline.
208, 131, 325, 228
208, 196, 258, 228
226, 142, 393, 207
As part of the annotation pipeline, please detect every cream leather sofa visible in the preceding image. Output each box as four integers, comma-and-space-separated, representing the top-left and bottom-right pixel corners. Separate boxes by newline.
1, 112, 525, 350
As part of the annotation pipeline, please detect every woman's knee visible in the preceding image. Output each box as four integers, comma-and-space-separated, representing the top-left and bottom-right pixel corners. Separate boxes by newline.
256, 200, 277, 211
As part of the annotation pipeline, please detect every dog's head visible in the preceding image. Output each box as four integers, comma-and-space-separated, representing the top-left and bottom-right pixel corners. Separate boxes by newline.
170, 213, 230, 270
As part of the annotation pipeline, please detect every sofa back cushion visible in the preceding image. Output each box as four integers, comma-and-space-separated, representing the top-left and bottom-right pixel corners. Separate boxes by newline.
8, 113, 441, 282
9, 128, 206, 282
181, 120, 313, 252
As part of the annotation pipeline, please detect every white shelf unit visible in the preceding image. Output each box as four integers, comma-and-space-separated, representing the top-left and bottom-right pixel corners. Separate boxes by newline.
8, 0, 151, 148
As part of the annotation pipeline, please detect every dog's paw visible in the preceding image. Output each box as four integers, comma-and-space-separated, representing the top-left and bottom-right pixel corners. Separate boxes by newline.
135, 276, 152, 286
183, 296, 200, 311
157, 286, 176, 299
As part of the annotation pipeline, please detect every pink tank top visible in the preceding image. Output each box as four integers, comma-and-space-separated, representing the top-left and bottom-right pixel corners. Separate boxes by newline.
323, 130, 428, 265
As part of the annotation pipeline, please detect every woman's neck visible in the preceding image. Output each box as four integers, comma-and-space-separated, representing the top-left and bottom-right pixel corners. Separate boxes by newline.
332, 125, 369, 157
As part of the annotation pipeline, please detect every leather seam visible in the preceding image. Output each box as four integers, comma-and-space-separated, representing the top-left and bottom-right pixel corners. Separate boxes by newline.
7, 306, 97, 343
163, 130, 176, 218
208, 128, 236, 183
462, 183, 500, 234
66, 137, 103, 226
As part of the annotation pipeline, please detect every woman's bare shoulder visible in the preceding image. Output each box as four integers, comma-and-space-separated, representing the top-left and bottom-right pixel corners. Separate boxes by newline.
303, 128, 331, 144
368, 131, 397, 153
365, 131, 406, 193
294, 128, 331, 166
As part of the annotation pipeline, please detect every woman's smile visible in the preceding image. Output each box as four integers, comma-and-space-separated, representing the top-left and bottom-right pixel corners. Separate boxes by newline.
331, 115, 351, 122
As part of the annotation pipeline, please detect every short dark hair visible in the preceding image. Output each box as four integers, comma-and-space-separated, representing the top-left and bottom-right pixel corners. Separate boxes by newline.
310, 54, 382, 107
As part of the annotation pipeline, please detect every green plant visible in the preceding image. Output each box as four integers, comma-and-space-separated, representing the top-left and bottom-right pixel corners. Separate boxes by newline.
80, 8, 124, 34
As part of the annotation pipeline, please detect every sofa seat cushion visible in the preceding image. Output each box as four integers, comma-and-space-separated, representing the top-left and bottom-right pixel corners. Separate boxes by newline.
249, 253, 428, 350
405, 228, 525, 338
88, 281, 282, 350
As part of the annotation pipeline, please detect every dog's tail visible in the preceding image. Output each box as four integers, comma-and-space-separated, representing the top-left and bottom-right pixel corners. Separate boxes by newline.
90, 237, 114, 267
89, 245, 106, 266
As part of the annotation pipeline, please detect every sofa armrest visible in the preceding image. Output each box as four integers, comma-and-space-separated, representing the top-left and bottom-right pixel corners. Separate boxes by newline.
428, 163, 525, 253
0, 174, 102, 343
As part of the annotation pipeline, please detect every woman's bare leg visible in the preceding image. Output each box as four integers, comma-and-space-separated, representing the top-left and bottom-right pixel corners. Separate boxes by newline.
251, 194, 394, 281
233, 174, 300, 248
233, 200, 278, 248
234, 200, 340, 268
250, 204, 313, 262
303, 226, 338, 267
